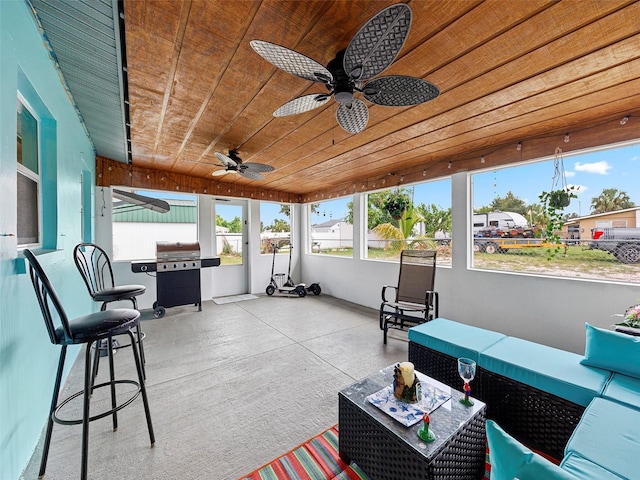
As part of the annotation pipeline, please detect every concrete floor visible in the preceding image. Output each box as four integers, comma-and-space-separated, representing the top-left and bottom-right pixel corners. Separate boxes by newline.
21, 295, 409, 480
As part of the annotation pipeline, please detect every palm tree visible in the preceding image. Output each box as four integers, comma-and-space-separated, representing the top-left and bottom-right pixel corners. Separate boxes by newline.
372, 205, 436, 253
590, 188, 635, 214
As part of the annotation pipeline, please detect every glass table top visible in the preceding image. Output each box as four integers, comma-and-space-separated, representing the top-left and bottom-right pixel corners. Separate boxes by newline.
339, 364, 486, 459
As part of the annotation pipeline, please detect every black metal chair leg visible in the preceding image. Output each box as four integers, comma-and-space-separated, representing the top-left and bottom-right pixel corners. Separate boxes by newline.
128, 330, 155, 446
38, 346, 67, 479
81, 342, 93, 480
136, 325, 146, 380
107, 336, 118, 431
90, 340, 101, 393
130, 297, 147, 379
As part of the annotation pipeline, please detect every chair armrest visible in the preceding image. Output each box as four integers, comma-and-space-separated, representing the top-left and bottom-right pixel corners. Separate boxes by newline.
381, 285, 397, 302
425, 290, 439, 319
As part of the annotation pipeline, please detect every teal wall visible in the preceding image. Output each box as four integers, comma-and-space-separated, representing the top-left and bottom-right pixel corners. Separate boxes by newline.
1, 1, 97, 478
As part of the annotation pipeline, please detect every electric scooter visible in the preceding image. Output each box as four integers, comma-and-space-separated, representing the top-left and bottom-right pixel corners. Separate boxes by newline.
265, 243, 307, 297
280, 244, 321, 295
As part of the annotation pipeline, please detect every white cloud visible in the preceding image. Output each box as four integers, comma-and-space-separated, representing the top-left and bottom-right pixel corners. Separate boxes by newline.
631, 155, 639, 162
574, 161, 611, 175
564, 170, 576, 178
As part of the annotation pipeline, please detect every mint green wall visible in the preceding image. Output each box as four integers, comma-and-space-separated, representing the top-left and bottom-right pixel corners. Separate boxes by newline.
1, 1, 97, 478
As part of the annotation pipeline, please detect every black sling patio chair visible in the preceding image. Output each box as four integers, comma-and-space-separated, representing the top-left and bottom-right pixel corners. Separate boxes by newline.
379, 249, 439, 344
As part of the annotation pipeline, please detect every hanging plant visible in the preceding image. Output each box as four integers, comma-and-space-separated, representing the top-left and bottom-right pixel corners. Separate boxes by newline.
538, 147, 578, 259
383, 190, 411, 220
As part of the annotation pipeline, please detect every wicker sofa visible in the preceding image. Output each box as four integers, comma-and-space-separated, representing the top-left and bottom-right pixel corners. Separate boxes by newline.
408, 318, 640, 479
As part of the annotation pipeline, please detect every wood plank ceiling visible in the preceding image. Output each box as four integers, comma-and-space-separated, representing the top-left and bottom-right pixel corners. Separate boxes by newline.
98, 0, 640, 203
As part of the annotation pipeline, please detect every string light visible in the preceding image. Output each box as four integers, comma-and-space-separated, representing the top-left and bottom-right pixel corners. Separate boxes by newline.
480, 156, 485, 164
516, 142, 522, 151
564, 133, 570, 143
423, 169, 427, 177
621, 116, 629, 125
448, 161, 452, 169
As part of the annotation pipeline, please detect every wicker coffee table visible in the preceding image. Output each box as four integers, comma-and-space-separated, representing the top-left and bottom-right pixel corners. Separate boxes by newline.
338, 365, 486, 480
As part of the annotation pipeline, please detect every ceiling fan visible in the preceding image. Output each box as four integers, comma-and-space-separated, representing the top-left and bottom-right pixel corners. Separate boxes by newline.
250, 3, 439, 135
212, 150, 275, 180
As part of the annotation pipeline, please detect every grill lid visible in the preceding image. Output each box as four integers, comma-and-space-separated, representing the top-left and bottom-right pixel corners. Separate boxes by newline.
156, 241, 201, 262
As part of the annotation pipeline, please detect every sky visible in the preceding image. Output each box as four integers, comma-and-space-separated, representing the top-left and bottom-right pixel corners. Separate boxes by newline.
137, 141, 640, 226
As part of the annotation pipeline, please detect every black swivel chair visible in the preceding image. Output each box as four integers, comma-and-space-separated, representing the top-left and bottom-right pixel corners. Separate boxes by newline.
24, 249, 155, 480
73, 243, 147, 380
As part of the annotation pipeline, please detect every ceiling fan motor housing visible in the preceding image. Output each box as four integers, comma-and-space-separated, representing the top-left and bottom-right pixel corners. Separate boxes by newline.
327, 50, 355, 104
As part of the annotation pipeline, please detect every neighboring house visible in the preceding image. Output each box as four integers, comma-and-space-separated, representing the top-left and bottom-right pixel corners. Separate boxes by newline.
311, 218, 353, 250
562, 207, 640, 239
112, 199, 197, 260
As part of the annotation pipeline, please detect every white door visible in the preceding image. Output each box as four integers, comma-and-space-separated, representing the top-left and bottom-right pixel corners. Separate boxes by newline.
211, 199, 248, 296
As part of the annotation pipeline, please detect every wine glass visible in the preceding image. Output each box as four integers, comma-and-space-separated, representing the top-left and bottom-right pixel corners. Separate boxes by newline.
457, 358, 476, 406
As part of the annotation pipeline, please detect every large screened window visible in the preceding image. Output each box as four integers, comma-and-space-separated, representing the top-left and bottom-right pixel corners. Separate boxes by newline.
365, 179, 452, 265
471, 142, 640, 283
260, 202, 291, 254
112, 189, 197, 260
17, 97, 40, 246
308, 197, 353, 257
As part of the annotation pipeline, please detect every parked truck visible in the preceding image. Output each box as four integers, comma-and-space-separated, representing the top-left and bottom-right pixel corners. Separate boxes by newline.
589, 227, 640, 264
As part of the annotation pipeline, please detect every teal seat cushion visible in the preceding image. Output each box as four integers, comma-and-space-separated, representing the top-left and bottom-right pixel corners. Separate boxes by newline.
479, 336, 610, 406
565, 397, 640, 480
486, 420, 576, 480
580, 323, 640, 379
602, 373, 640, 410
407, 318, 505, 362
560, 452, 625, 479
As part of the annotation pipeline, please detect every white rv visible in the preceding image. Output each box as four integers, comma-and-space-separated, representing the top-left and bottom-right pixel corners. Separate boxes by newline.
473, 211, 529, 235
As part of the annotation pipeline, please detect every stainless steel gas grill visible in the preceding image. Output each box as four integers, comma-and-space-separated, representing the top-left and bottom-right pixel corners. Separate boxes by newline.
131, 242, 220, 318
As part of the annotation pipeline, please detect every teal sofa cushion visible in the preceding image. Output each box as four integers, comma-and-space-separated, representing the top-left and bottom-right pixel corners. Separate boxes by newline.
486, 420, 576, 480
560, 452, 625, 480
565, 397, 640, 480
407, 318, 505, 362
580, 323, 640, 379
479, 336, 610, 406
602, 373, 640, 410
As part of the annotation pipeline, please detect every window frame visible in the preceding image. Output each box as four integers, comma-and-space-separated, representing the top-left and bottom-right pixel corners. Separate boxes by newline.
16, 94, 42, 248
259, 201, 292, 255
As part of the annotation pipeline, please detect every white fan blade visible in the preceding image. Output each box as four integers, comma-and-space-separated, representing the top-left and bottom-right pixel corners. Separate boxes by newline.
274, 94, 331, 117
212, 169, 230, 177
250, 40, 332, 83
336, 98, 369, 134
215, 152, 237, 167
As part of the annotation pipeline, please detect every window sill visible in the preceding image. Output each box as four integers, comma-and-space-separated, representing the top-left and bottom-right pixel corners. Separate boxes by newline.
15, 248, 65, 274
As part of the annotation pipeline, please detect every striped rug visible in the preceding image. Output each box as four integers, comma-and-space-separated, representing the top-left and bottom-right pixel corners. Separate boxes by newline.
239, 425, 492, 480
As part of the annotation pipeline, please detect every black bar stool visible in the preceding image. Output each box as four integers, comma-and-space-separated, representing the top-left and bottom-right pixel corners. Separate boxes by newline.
73, 243, 147, 382
24, 249, 155, 480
